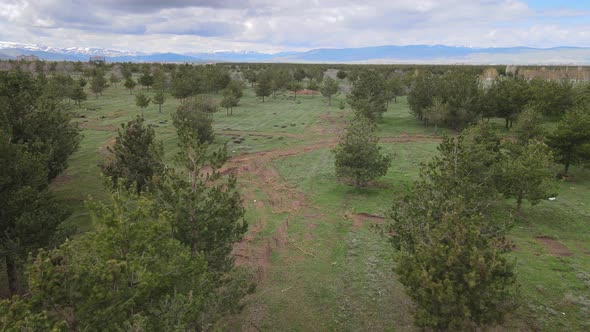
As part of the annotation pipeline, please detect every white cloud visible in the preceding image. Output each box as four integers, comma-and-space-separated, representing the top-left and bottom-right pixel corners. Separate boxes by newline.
0, 0, 588, 52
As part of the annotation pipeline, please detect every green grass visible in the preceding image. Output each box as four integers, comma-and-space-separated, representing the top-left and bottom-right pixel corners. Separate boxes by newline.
48, 80, 590, 331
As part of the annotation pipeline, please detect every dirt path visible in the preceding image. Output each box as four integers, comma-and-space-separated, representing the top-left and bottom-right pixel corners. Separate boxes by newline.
224, 114, 440, 330
536, 236, 573, 256
226, 129, 439, 280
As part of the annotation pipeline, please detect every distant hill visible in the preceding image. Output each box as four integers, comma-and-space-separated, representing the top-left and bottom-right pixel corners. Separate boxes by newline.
1, 41, 590, 64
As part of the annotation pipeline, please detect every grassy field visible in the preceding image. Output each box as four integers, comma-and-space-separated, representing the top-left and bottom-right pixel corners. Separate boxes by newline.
49, 81, 590, 331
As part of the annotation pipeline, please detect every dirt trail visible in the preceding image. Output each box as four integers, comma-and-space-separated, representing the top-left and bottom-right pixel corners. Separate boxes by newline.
350, 213, 387, 229
227, 132, 438, 279
536, 236, 573, 256
226, 113, 440, 330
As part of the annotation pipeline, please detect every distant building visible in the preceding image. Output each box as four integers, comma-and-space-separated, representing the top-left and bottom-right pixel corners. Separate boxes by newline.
89, 56, 106, 64
16, 54, 40, 61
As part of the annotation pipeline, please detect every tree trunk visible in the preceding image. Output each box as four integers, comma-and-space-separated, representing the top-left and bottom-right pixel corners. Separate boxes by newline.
6, 256, 18, 296
159, 104, 162, 113
262, 95, 265, 102
328, 96, 331, 106
564, 162, 570, 174
294, 92, 297, 100
394, 95, 397, 103
505, 118, 509, 129
516, 196, 523, 213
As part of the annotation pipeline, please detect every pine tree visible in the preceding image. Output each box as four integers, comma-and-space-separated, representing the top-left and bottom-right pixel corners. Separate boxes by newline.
139, 70, 154, 91
173, 98, 215, 143
153, 90, 165, 113
347, 70, 388, 120
90, 74, 106, 98
109, 72, 121, 87
386, 125, 517, 330
494, 140, 556, 211
0, 71, 80, 295
100, 116, 164, 194
69, 83, 87, 107
135, 92, 150, 116
255, 72, 272, 102
287, 80, 303, 100
1, 186, 213, 330
124, 77, 136, 94
547, 107, 590, 174
514, 107, 546, 144
320, 76, 339, 106
333, 116, 391, 187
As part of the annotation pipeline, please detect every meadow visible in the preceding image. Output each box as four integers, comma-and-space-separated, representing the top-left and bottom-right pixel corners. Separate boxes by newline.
49, 80, 589, 331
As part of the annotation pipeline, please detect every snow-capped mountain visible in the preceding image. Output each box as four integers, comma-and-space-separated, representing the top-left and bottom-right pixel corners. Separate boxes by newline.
2, 40, 590, 64
0, 41, 143, 58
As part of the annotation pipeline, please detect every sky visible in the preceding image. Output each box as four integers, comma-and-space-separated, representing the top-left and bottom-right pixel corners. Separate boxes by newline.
1, 0, 589, 53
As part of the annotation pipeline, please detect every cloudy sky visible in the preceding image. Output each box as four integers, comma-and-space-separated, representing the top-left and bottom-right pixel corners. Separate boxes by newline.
1, 0, 589, 53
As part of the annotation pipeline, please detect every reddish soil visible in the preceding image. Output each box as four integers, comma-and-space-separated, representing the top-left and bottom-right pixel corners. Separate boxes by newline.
79, 123, 117, 131
98, 138, 116, 155
535, 236, 573, 257
222, 117, 441, 328
351, 213, 386, 229
289, 89, 320, 95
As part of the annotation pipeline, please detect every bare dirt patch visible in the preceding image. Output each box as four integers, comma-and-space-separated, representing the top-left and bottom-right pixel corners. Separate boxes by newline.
289, 89, 320, 95
79, 123, 118, 132
536, 236, 573, 257
98, 138, 116, 155
350, 213, 386, 229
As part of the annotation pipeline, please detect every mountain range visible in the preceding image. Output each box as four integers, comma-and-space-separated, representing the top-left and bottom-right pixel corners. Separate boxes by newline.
2, 41, 590, 64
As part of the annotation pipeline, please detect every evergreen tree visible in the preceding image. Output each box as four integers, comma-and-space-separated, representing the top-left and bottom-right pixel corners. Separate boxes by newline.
157, 120, 248, 273
385, 75, 404, 104
333, 116, 391, 187
124, 77, 136, 94
221, 94, 238, 116
69, 83, 87, 107
255, 71, 272, 102
336, 69, 347, 80
514, 107, 546, 144
423, 96, 449, 130
138, 70, 155, 91
393, 209, 516, 330
90, 74, 106, 98
271, 69, 291, 98
347, 70, 388, 120
243, 68, 257, 87
494, 140, 556, 211
173, 97, 215, 143
0, 71, 80, 295
135, 92, 150, 116
109, 72, 121, 87
1, 186, 213, 330
386, 125, 517, 330
287, 80, 303, 100
153, 90, 165, 113
320, 76, 339, 106
307, 79, 319, 92
547, 107, 590, 174
100, 116, 164, 194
